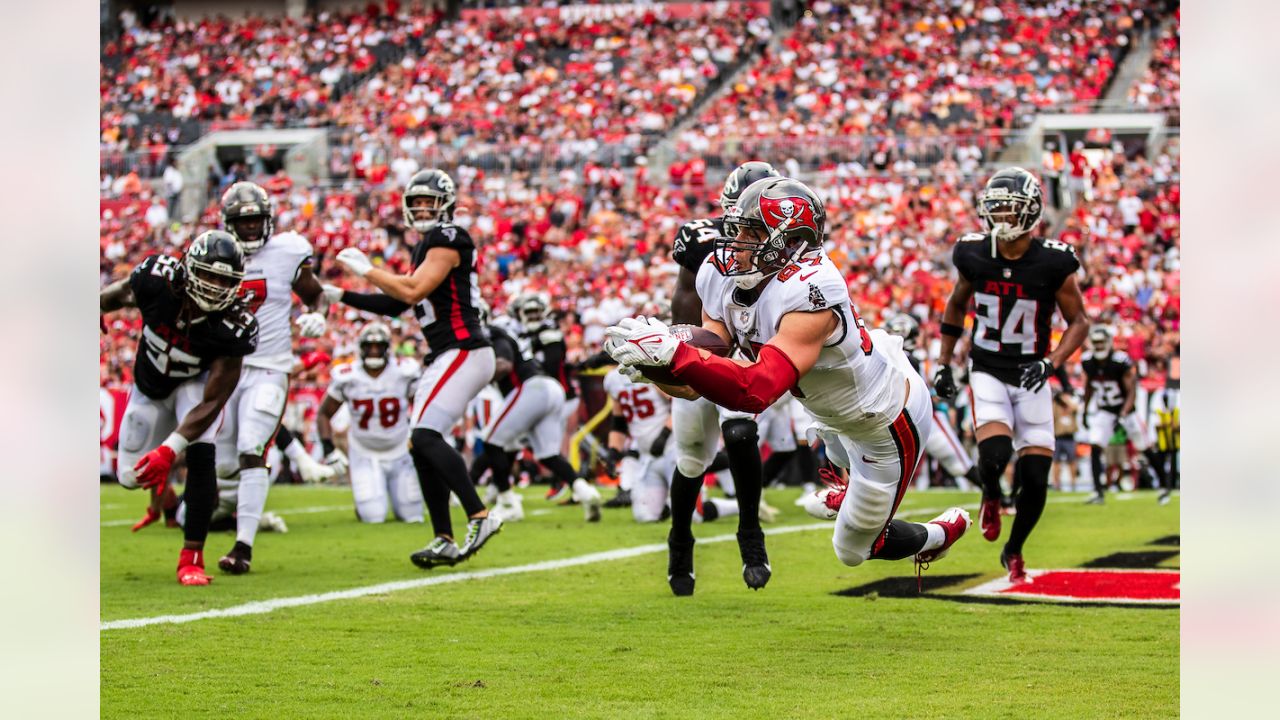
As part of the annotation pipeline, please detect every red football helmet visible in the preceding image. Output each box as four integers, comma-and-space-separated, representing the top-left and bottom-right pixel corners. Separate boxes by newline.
716, 177, 826, 289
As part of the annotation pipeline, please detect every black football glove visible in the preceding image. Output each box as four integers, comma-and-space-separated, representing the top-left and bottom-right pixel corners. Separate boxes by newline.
1019, 358, 1055, 393
932, 366, 958, 401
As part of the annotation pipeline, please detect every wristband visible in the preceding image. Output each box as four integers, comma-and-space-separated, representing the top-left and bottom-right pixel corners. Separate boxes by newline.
162, 432, 189, 455
321, 439, 336, 456
939, 322, 964, 338
610, 415, 628, 433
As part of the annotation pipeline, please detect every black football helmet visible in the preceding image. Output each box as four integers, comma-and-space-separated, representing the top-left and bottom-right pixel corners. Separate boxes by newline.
358, 322, 392, 370
183, 230, 245, 312
512, 292, 549, 330
1087, 325, 1114, 356
885, 314, 921, 352
977, 167, 1042, 249
716, 177, 826, 289
719, 161, 782, 212
220, 182, 273, 255
402, 169, 457, 233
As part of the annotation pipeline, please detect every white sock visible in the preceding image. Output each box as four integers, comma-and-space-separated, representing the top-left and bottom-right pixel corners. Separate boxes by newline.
235, 467, 270, 547
921, 522, 946, 552
573, 478, 601, 503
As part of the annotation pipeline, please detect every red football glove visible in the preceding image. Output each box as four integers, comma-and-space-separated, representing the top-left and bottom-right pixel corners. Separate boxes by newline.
131, 506, 161, 533
134, 445, 177, 494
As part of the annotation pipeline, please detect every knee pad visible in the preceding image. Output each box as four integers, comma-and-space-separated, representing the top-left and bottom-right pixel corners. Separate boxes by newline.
676, 454, 710, 479
977, 435, 1014, 479
831, 535, 868, 567
216, 457, 241, 480
721, 419, 759, 449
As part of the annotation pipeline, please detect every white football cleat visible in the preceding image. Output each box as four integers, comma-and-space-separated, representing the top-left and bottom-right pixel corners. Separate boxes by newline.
259, 511, 288, 534
482, 484, 500, 506
491, 490, 524, 523
757, 498, 781, 524
294, 452, 336, 484
573, 479, 603, 522
915, 507, 972, 564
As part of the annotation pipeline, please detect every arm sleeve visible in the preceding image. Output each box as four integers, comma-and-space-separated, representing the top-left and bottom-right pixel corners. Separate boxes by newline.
340, 290, 412, 317
668, 343, 799, 414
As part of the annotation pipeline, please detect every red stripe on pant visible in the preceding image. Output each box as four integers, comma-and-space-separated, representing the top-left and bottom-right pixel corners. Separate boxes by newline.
415, 350, 470, 424
871, 409, 921, 555
484, 384, 525, 443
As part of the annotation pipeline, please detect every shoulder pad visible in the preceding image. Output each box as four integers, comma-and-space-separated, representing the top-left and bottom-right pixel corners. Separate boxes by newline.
397, 358, 422, 377
958, 233, 986, 243
1112, 351, 1132, 365
332, 363, 357, 379
426, 223, 469, 246
538, 328, 564, 345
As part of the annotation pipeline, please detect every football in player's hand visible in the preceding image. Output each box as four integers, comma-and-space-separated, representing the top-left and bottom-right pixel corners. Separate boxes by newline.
639, 325, 731, 385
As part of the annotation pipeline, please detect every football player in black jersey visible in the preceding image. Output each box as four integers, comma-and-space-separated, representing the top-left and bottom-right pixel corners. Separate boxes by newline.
933, 167, 1089, 583
510, 292, 582, 499
99, 231, 258, 585
1081, 325, 1165, 503
327, 168, 502, 569
476, 314, 603, 522
664, 160, 782, 595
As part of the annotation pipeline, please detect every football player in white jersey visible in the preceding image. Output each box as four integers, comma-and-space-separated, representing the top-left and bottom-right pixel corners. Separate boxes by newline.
606, 178, 972, 576
603, 366, 742, 524
315, 323, 424, 523
214, 181, 329, 575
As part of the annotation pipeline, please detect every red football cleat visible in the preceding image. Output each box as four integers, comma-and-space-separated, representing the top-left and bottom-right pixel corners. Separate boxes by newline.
177, 549, 212, 586
979, 498, 1002, 542
1001, 550, 1027, 583
915, 507, 972, 563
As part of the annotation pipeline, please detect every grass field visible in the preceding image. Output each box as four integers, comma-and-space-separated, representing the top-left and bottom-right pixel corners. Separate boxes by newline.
100, 483, 1179, 718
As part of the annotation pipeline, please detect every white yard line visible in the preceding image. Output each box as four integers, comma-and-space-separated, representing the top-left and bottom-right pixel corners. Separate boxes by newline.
100, 505, 352, 527
101, 498, 1081, 631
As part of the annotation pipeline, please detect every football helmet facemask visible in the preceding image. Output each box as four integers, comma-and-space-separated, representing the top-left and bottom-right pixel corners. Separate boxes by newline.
977, 167, 1043, 249
716, 177, 826, 290
885, 314, 921, 352
719, 161, 782, 212
183, 230, 245, 313
402, 169, 457, 233
220, 182, 273, 255
358, 322, 393, 370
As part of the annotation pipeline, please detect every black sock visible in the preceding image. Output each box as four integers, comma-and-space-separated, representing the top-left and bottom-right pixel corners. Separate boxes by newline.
964, 466, 982, 490
411, 428, 486, 535
722, 419, 762, 531
182, 443, 217, 544
868, 519, 929, 561
795, 444, 816, 486
1005, 455, 1051, 555
977, 436, 1013, 501
1143, 449, 1167, 489
483, 445, 514, 492
469, 447, 491, 484
705, 451, 730, 474
1090, 445, 1106, 494
539, 455, 578, 486
275, 424, 295, 451
669, 470, 703, 543
410, 439, 455, 538
763, 450, 796, 485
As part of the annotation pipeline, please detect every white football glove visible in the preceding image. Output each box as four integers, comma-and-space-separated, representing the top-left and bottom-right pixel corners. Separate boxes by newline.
617, 364, 653, 385
604, 316, 678, 367
336, 247, 373, 277
295, 312, 326, 338
324, 449, 349, 477
320, 284, 345, 305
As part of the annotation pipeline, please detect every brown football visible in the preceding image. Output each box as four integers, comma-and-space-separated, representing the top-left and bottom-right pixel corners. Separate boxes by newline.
638, 324, 732, 385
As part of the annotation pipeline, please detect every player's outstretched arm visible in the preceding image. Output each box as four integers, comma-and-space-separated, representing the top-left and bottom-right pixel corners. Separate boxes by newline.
937, 275, 974, 367
366, 247, 459, 305
669, 310, 835, 413
293, 265, 326, 310
99, 279, 135, 314
174, 355, 243, 443
1120, 365, 1138, 416
1048, 274, 1089, 367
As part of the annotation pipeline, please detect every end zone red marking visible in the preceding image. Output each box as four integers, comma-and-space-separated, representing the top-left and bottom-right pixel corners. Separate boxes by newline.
965, 568, 1180, 605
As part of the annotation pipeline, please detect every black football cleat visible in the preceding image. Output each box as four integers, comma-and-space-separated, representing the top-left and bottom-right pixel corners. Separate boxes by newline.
737, 528, 772, 591
667, 532, 695, 597
217, 541, 253, 575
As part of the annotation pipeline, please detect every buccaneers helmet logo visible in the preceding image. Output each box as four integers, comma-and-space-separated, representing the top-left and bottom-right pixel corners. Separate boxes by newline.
759, 195, 816, 236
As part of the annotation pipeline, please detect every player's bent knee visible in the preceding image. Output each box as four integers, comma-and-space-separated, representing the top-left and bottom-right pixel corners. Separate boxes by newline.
676, 454, 710, 479
721, 419, 758, 448
831, 537, 868, 567
978, 435, 1014, 475
118, 468, 139, 490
